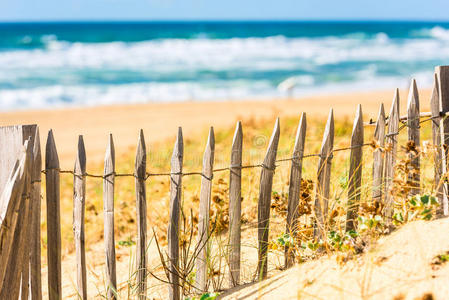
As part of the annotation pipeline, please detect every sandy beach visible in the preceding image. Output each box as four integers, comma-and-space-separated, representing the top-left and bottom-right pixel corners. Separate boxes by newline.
0, 89, 431, 168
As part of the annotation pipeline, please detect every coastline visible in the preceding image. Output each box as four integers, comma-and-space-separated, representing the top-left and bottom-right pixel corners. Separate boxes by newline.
0, 88, 431, 169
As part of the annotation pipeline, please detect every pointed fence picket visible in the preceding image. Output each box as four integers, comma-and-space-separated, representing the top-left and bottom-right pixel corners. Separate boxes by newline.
372, 104, 385, 210
407, 79, 421, 196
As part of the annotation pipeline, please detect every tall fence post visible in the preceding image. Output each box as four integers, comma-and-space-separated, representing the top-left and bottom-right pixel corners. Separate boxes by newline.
168, 128, 183, 300
104, 134, 117, 299
46, 130, 62, 300
257, 118, 280, 280
346, 105, 364, 232
314, 109, 334, 240
407, 79, 420, 196
196, 127, 215, 292
74, 135, 87, 299
135, 130, 147, 299
285, 113, 306, 268
30, 127, 42, 300
228, 122, 243, 287
384, 89, 400, 222
431, 73, 444, 216
372, 104, 385, 211
436, 65, 449, 216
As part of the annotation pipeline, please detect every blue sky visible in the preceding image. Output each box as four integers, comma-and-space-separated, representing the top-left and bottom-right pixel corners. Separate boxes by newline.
1, 0, 449, 22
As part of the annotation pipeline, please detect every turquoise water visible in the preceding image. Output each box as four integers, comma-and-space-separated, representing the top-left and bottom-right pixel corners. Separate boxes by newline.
1, 21, 449, 110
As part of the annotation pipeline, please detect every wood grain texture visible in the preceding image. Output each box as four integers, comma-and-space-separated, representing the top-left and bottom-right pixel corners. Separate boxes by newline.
46, 130, 62, 300
436, 65, 449, 216
257, 118, 280, 280
196, 127, 215, 292
30, 127, 42, 300
372, 104, 386, 210
431, 73, 444, 216
168, 128, 183, 300
73, 135, 87, 300
384, 89, 400, 221
285, 113, 306, 268
314, 109, 334, 239
228, 122, 243, 287
135, 129, 147, 299
346, 105, 364, 232
407, 79, 421, 196
103, 134, 117, 299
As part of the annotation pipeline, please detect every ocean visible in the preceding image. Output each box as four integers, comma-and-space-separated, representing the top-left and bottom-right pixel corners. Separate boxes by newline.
1, 21, 449, 110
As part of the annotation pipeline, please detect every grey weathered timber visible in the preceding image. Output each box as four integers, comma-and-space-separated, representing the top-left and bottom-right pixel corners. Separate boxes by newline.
314, 109, 334, 240
228, 122, 243, 287
168, 128, 183, 300
104, 134, 117, 299
384, 89, 400, 221
436, 65, 449, 216
431, 73, 444, 216
407, 79, 421, 196
196, 127, 215, 292
74, 135, 87, 300
346, 105, 364, 232
135, 129, 147, 300
284, 113, 306, 268
257, 118, 280, 280
372, 104, 386, 210
46, 130, 62, 300
30, 127, 42, 300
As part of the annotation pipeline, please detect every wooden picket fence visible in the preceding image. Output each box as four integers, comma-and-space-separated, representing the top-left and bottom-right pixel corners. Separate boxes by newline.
2, 65, 449, 299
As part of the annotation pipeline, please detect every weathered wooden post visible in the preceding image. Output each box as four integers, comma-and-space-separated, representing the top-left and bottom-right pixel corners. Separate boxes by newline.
135, 130, 147, 299
168, 128, 183, 300
407, 79, 420, 196
196, 127, 215, 292
372, 104, 385, 210
104, 134, 117, 299
228, 122, 243, 287
285, 113, 306, 268
257, 118, 280, 280
314, 109, 334, 240
74, 135, 87, 299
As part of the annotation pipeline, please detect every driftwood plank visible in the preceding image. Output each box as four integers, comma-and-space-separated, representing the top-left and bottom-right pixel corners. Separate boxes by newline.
104, 134, 117, 299
196, 127, 215, 292
30, 127, 42, 300
46, 130, 62, 300
285, 113, 306, 268
74, 135, 87, 300
407, 79, 421, 196
346, 105, 364, 232
168, 128, 183, 300
431, 73, 444, 216
384, 89, 400, 221
257, 118, 280, 280
228, 122, 243, 287
372, 104, 386, 210
314, 109, 334, 239
135, 129, 147, 299
436, 65, 449, 216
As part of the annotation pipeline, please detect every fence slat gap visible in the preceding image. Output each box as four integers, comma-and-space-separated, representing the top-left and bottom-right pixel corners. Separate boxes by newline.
436, 65, 449, 216
431, 73, 444, 216
103, 134, 117, 300
228, 121, 243, 287
372, 104, 386, 211
407, 79, 421, 196
74, 135, 87, 300
384, 89, 400, 223
346, 105, 364, 232
46, 130, 62, 300
196, 127, 215, 292
257, 118, 280, 280
168, 127, 183, 300
285, 113, 306, 268
314, 109, 334, 240
135, 129, 147, 299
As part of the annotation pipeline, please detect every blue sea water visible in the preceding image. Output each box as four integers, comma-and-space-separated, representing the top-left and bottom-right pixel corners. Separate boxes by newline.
1, 21, 449, 110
